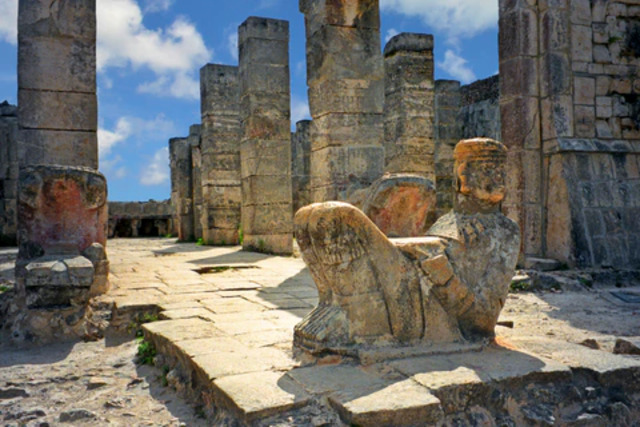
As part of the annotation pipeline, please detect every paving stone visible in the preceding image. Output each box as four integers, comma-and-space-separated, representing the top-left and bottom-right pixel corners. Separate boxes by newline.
176, 336, 249, 358
287, 364, 388, 395
158, 308, 217, 322
329, 379, 443, 427
234, 329, 293, 347
192, 347, 297, 382
213, 371, 311, 422
143, 318, 223, 344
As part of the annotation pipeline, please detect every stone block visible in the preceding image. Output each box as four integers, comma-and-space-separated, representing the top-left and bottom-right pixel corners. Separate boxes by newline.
329, 379, 443, 427
238, 64, 290, 96
18, 0, 96, 40
540, 53, 571, 97
239, 92, 290, 122
241, 117, 290, 141
238, 17, 289, 44
206, 208, 241, 230
213, 371, 310, 423
300, 0, 380, 38
593, 45, 612, 63
309, 78, 384, 117
18, 90, 97, 132
540, 8, 569, 53
385, 57, 434, 94
500, 97, 540, 149
570, 0, 592, 24
500, 57, 538, 98
571, 24, 593, 62
241, 153, 291, 178
241, 138, 291, 160
541, 96, 574, 141
242, 233, 293, 255
241, 202, 292, 234
574, 106, 596, 138
310, 146, 384, 188
242, 175, 292, 205
200, 64, 239, 117
18, 130, 98, 168
18, 37, 95, 93
499, 9, 538, 59
202, 186, 242, 209
310, 113, 383, 151
384, 89, 435, 117
384, 32, 433, 57
574, 77, 595, 105
238, 37, 288, 66
384, 115, 434, 143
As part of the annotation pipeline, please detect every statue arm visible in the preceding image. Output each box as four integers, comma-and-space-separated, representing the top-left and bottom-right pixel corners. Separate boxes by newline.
420, 254, 475, 316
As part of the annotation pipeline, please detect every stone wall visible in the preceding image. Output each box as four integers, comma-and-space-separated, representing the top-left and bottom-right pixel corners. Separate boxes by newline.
108, 201, 172, 238
459, 75, 501, 141
499, 0, 640, 268
0, 102, 17, 246
302, 0, 385, 202
383, 33, 435, 179
434, 80, 462, 217
200, 64, 242, 245
292, 120, 311, 213
238, 17, 293, 255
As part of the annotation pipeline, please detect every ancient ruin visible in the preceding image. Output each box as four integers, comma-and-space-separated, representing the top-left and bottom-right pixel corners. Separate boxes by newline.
294, 138, 520, 355
10, 0, 109, 340
200, 64, 242, 245
302, 0, 385, 202
238, 17, 294, 255
1, 0, 640, 425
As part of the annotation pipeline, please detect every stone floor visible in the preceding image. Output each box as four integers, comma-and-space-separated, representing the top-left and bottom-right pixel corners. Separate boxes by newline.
94, 238, 640, 426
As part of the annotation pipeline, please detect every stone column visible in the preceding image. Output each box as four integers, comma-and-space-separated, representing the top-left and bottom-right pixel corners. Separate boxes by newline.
434, 80, 462, 217
0, 102, 18, 246
169, 137, 194, 242
301, 0, 385, 202
383, 33, 435, 180
188, 124, 203, 241
200, 64, 242, 245
238, 17, 293, 255
14, 0, 109, 332
292, 120, 311, 213
499, 0, 543, 260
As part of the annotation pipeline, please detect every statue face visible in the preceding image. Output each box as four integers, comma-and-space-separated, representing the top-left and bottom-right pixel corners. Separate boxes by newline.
456, 159, 506, 205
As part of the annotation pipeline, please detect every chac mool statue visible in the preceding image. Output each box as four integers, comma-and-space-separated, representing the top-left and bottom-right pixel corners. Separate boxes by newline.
294, 138, 520, 356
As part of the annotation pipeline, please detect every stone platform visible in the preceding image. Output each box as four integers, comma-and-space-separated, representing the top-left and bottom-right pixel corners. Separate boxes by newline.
100, 238, 640, 426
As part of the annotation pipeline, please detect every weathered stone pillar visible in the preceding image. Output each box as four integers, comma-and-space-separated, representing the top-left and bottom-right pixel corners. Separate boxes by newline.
188, 124, 203, 241
0, 102, 18, 246
434, 80, 462, 217
14, 0, 109, 336
383, 33, 435, 180
499, 0, 543, 261
169, 137, 194, 241
301, 0, 385, 202
238, 17, 293, 255
292, 120, 311, 213
200, 64, 242, 245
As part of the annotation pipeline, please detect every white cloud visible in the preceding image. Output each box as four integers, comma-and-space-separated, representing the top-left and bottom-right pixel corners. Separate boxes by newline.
380, 0, 498, 42
140, 147, 170, 185
98, 114, 176, 156
97, 0, 212, 100
385, 28, 399, 43
291, 96, 311, 126
227, 32, 238, 62
0, 0, 17, 45
100, 155, 127, 180
142, 0, 173, 13
438, 49, 476, 84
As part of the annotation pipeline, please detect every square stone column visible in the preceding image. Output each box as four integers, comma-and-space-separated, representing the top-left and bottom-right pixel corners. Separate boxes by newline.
200, 64, 242, 245
169, 137, 195, 242
300, 0, 385, 201
14, 0, 110, 330
238, 17, 293, 255
188, 124, 203, 241
434, 80, 462, 217
384, 33, 435, 180
18, 0, 98, 169
292, 120, 311, 213
0, 102, 18, 246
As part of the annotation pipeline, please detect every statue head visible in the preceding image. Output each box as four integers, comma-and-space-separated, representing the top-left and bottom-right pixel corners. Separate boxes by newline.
453, 138, 507, 213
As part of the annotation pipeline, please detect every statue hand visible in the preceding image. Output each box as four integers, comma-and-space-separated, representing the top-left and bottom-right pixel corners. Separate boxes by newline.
420, 255, 454, 287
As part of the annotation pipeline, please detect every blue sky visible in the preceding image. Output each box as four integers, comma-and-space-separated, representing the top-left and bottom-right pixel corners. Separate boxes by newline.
0, 0, 499, 202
